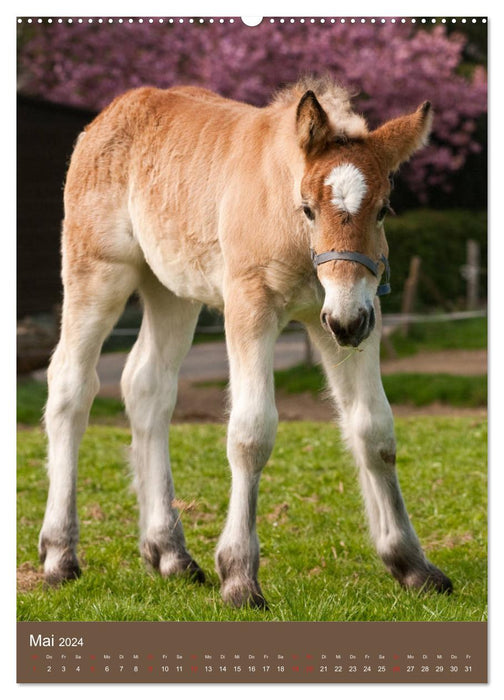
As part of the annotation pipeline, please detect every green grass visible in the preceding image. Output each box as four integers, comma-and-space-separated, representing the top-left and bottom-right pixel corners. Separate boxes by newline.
384, 316, 487, 358
273, 364, 487, 407
17, 419, 487, 622
383, 374, 486, 407
17, 378, 126, 426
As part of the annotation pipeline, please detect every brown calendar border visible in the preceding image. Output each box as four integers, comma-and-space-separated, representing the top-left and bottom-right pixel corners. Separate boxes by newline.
17, 620, 487, 683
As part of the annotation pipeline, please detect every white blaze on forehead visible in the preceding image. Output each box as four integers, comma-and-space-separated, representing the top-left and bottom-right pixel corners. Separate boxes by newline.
324, 163, 367, 215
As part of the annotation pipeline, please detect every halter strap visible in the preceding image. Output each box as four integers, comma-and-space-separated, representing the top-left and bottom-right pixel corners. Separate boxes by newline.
310, 249, 391, 297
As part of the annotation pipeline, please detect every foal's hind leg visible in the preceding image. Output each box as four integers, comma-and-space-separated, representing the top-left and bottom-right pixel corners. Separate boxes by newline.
40, 260, 139, 584
305, 306, 452, 594
121, 271, 204, 581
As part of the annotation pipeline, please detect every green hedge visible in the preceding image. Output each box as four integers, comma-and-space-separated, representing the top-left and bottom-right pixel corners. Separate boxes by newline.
382, 209, 487, 312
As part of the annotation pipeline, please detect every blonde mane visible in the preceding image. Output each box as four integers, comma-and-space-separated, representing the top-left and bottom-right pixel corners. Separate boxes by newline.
273, 76, 368, 140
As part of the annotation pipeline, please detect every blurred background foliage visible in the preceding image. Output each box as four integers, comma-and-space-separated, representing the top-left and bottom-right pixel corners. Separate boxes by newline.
17, 17, 487, 207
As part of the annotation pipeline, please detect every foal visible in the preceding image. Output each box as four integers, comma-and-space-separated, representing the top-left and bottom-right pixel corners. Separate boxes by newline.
39, 78, 452, 607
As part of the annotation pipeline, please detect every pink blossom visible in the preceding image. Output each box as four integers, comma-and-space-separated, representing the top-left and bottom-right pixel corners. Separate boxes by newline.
17, 19, 487, 200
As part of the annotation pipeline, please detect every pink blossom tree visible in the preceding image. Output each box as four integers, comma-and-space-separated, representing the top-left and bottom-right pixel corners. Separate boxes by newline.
17, 18, 487, 201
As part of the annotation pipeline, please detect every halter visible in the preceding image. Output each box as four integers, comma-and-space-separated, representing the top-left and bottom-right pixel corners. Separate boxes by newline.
310, 249, 391, 297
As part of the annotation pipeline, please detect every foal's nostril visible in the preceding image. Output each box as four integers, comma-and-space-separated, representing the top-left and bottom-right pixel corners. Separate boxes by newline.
327, 315, 343, 338
368, 306, 376, 333
320, 311, 341, 337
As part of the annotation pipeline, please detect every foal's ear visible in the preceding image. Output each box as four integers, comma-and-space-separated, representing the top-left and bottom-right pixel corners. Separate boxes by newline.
370, 101, 433, 172
296, 91, 332, 157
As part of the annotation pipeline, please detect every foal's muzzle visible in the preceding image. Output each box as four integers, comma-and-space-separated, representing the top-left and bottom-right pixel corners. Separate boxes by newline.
311, 248, 388, 347
321, 305, 375, 347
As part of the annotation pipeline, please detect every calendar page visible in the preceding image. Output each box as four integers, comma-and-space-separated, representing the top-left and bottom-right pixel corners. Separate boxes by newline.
16, 11, 488, 686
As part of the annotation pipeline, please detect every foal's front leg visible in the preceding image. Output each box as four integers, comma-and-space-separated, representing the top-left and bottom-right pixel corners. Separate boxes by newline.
216, 291, 279, 607
306, 308, 452, 593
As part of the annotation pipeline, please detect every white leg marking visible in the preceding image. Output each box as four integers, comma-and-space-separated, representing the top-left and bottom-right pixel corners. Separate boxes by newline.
216, 303, 279, 606
121, 273, 203, 579
306, 306, 452, 591
40, 265, 138, 583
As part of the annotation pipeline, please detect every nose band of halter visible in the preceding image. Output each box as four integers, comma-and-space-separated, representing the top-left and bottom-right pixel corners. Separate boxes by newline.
310, 249, 391, 297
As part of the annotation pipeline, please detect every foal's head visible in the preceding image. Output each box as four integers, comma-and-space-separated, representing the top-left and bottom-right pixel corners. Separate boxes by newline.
296, 90, 432, 347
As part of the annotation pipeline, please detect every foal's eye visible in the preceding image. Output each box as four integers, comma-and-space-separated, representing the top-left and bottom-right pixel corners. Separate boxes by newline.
303, 205, 315, 221
377, 202, 394, 224
377, 206, 389, 223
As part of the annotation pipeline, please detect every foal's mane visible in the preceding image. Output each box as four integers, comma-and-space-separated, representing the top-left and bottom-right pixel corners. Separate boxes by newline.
272, 76, 368, 140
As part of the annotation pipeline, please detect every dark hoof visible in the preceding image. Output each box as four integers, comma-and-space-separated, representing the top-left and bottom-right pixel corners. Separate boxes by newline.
394, 563, 453, 595
405, 566, 453, 594
221, 578, 269, 609
160, 556, 205, 583
43, 561, 82, 587
39, 540, 81, 586
184, 559, 206, 584
142, 542, 205, 583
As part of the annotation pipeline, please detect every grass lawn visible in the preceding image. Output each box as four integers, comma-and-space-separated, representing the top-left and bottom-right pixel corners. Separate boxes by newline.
272, 365, 487, 408
17, 418, 487, 622
383, 316, 487, 358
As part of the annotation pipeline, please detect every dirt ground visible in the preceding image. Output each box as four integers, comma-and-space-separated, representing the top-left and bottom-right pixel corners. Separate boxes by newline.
380, 349, 487, 377
32, 345, 487, 423
172, 349, 487, 423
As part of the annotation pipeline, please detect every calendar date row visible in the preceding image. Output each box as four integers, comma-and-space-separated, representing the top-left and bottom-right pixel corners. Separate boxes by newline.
39, 663, 475, 674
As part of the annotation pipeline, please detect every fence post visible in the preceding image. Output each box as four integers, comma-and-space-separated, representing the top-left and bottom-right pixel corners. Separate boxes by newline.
400, 256, 421, 336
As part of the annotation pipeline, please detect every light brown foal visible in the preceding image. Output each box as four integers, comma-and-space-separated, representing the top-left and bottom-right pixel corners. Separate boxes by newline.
39, 78, 452, 607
